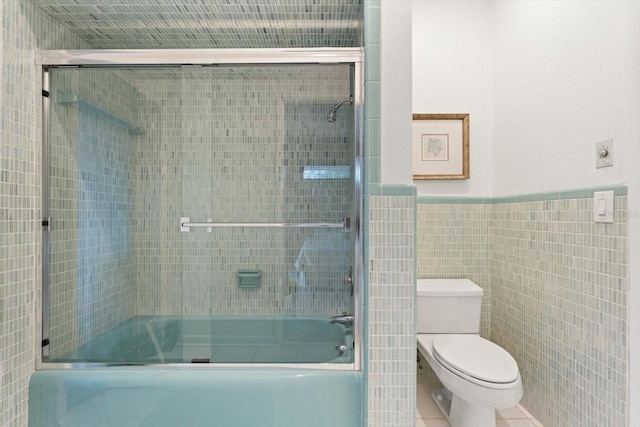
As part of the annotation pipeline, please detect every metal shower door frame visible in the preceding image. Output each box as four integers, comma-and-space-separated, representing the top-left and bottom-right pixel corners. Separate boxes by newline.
37, 47, 364, 371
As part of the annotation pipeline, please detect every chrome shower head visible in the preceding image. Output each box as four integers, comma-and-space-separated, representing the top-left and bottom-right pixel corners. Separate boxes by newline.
327, 107, 338, 122
327, 96, 353, 122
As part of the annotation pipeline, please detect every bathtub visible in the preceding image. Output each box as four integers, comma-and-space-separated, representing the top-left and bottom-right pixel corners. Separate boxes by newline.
29, 368, 362, 427
51, 316, 354, 364
29, 316, 361, 427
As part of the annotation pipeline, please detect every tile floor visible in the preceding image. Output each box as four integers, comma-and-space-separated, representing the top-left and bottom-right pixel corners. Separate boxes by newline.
416, 375, 543, 427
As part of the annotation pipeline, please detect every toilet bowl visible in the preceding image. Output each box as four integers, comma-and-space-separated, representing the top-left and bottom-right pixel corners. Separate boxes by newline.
416, 279, 523, 427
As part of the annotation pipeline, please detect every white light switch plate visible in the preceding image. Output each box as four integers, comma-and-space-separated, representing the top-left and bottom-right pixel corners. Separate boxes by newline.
593, 191, 614, 223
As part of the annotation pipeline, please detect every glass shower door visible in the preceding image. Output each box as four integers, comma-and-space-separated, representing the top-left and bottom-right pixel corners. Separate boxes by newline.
42, 61, 359, 366
44, 67, 141, 363
173, 64, 356, 363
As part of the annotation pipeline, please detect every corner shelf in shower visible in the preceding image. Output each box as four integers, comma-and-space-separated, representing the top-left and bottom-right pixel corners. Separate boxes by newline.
57, 92, 144, 136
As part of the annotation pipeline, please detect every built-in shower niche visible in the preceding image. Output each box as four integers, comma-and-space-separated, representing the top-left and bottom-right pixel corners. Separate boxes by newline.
44, 63, 357, 364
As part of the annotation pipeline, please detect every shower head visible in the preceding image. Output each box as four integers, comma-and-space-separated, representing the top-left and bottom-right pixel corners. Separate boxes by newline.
326, 108, 338, 123
327, 96, 353, 122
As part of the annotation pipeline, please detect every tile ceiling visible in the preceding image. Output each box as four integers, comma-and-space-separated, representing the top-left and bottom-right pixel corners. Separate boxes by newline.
29, 0, 364, 49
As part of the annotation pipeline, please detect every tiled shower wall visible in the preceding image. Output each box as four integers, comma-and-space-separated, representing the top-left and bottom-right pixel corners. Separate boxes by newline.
0, 5, 364, 427
44, 64, 356, 358
0, 0, 87, 425
416, 190, 628, 427
132, 66, 354, 318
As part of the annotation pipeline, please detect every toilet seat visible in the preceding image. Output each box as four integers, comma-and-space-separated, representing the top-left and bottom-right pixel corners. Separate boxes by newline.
432, 335, 519, 386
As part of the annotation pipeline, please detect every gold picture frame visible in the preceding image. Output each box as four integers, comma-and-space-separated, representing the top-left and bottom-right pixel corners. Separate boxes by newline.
412, 113, 469, 180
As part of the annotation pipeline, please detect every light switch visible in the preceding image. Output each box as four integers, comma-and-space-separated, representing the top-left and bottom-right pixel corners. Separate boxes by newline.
593, 191, 614, 223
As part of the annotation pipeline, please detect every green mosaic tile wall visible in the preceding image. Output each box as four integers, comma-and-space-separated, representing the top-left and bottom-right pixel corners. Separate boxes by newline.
416, 202, 492, 338
416, 190, 628, 427
492, 196, 627, 427
367, 194, 416, 427
132, 66, 354, 318
0, 0, 88, 425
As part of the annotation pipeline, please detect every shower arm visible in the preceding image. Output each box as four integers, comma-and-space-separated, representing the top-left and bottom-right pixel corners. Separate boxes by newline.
327, 96, 353, 122
332, 96, 353, 111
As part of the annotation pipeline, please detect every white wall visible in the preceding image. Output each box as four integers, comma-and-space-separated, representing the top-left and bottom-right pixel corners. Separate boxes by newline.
380, 0, 412, 186
395, 0, 640, 197
382, 0, 493, 196
411, 1, 493, 196
492, 1, 628, 195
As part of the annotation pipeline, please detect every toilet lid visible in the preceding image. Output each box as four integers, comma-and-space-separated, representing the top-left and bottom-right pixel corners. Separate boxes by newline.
432, 335, 519, 384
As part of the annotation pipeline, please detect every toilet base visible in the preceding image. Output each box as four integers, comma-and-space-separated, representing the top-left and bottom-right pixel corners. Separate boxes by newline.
431, 385, 452, 419
432, 385, 496, 427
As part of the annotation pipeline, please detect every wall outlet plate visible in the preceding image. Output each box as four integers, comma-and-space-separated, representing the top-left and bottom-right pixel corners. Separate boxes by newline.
595, 138, 613, 168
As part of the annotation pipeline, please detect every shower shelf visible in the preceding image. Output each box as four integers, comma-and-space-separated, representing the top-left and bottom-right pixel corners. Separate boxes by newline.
180, 217, 351, 232
58, 93, 144, 135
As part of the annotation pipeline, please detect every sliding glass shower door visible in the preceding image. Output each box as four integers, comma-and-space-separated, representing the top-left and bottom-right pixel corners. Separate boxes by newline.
42, 58, 361, 365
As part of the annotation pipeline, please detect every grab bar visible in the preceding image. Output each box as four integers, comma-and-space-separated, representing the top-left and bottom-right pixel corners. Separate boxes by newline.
180, 217, 351, 232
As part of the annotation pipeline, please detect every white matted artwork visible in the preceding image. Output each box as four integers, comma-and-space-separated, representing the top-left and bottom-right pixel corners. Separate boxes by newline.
421, 134, 449, 161
412, 114, 469, 180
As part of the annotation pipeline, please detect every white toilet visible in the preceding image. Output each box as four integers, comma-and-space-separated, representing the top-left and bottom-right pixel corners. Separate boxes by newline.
416, 279, 523, 427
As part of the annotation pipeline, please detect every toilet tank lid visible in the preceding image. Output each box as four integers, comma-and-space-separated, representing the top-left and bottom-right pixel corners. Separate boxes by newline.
417, 279, 484, 297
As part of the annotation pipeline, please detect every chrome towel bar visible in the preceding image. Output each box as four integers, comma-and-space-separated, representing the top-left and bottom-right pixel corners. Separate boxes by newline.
180, 217, 351, 232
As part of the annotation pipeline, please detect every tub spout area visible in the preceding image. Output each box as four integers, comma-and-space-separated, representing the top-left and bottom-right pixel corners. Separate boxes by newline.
330, 313, 354, 326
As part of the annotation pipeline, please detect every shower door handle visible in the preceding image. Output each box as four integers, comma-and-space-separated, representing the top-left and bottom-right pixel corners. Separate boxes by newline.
344, 266, 353, 296
344, 266, 353, 287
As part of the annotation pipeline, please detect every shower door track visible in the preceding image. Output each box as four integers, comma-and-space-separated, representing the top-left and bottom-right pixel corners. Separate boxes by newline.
37, 47, 365, 372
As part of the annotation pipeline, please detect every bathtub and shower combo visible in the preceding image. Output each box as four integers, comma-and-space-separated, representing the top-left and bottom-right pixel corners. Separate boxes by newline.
30, 48, 364, 427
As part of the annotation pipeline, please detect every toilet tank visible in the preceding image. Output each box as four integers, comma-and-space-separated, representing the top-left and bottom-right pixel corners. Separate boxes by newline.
417, 279, 483, 334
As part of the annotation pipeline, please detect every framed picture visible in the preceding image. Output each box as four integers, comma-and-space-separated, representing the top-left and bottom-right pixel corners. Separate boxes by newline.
412, 113, 469, 180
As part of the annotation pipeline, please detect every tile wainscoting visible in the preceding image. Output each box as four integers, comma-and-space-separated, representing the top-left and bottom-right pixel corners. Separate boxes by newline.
416, 186, 628, 427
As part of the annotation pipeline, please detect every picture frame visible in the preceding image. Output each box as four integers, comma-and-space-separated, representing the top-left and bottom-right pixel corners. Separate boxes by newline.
412, 113, 469, 180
